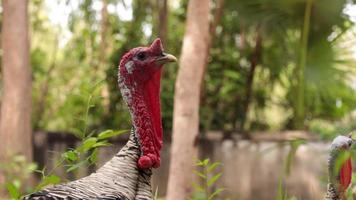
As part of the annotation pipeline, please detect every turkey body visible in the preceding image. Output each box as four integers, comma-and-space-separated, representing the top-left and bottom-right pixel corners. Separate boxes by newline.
24, 129, 153, 200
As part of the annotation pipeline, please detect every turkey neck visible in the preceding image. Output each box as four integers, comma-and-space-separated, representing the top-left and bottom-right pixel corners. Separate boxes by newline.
325, 152, 347, 200
326, 153, 341, 199
325, 184, 343, 200
98, 128, 153, 199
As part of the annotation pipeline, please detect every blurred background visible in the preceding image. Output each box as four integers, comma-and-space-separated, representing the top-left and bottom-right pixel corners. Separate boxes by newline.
0, 0, 355, 199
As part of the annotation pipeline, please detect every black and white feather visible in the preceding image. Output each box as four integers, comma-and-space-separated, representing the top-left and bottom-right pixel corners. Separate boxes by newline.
24, 129, 153, 200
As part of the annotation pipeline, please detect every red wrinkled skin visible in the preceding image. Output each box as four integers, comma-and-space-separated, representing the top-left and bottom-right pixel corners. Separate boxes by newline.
118, 39, 164, 169
339, 157, 352, 193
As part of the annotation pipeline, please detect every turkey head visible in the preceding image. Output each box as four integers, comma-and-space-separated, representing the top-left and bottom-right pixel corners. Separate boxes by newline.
118, 38, 176, 169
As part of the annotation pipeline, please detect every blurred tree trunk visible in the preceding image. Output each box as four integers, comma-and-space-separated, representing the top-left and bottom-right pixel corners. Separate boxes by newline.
166, 0, 210, 200
99, 0, 110, 114
293, 0, 313, 129
200, 0, 225, 130
240, 26, 262, 135
157, 0, 167, 44
0, 0, 32, 195
99, 0, 108, 71
209, 0, 224, 40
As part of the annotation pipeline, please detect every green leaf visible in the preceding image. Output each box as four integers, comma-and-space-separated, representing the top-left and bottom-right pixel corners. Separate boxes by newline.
191, 192, 205, 200
153, 186, 159, 200
208, 172, 222, 187
12, 180, 20, 189
278, 178, 283, 200
66, 160, 88, 172
207, 162, 221, 173
196, 160, 205, 166
36, 175, 61, 190
98, 130, 128, 140
224, 70, 241, 80
196, 158, 210, 166
27, 163, 38, 172
89, 148, 98, 164
202, 159, 210, 166
62, 150, 78, 162
194, 170, 207, 179
92, 141, 111, 148
208, 188, 224, 200
6, 183, 21, 199
192, 182, 204, 192
78, 137, 97, 152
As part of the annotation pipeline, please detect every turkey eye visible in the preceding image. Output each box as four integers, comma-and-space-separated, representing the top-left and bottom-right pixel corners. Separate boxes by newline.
137, 52, 146, 61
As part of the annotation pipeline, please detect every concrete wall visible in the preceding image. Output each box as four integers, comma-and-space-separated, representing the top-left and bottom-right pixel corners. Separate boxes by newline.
150, 140, 329, 200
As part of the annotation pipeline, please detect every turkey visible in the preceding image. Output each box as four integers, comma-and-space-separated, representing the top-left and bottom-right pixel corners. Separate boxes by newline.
325, 135, 354, 200
24, 38, 177, 200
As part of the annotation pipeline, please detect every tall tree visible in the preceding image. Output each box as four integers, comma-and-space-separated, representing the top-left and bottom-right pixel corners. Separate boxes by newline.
240, 26, 262, 134
99, 0, 110, 114
166, 0, 210, 199
98, 0, 109, 72
157, 0, 168, 44
0, 0, 32, 195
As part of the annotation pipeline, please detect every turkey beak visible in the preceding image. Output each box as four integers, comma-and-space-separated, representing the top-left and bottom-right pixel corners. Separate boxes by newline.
348, 133, 356, 145
155, 52, 177, 66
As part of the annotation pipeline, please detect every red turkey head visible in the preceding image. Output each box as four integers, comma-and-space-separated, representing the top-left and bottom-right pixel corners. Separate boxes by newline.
118, 38, 176, 169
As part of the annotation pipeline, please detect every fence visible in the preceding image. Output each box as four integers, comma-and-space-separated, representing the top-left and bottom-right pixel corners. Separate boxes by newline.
33, 131, 330, 200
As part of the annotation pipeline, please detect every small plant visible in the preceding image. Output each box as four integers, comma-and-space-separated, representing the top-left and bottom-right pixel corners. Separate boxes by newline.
153, 187, 159, 200
284, 139, 305, 176
191, 158, 227, 200
1, 155, 37, 199
277, 178, 298, 200
29, 81, 129, 192
61, 129, 128, 173
32, 129, 127, 192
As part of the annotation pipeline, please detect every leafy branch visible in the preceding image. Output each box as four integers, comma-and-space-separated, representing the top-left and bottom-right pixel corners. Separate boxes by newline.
191, 158, 227, 200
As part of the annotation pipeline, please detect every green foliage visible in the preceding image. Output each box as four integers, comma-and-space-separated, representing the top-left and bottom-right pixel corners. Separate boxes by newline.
35, 174, 61, 191
153, 187, 159, 200
191, 159, 227, 200
36, 76, 127, 190
61, 129, 127, 173
309, 118, 355, 140
31, 79, 128, 192
0, 155, 37, 199
28, 129, 126, 195
284, 139, 306, 175
346, 189, 354, 200
277, 139, 308, 200
29, 0, 356, 136
26, 128, 127, 195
